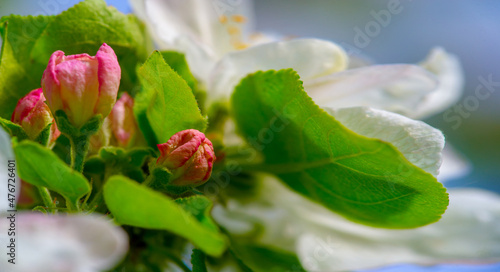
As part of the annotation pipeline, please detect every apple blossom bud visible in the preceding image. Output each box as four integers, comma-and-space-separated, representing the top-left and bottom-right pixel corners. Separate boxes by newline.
88, 117, 111, 155
156, 129, 215, 186
11, 88, 60, 144
108, 93, 139, 148
41, 43, 121, 128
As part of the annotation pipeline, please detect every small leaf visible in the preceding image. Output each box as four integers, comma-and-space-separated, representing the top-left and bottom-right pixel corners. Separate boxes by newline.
0, 117, 28, 141
161, 51, 197, 92
93, 146, 153, 182
231, 69, 448, 228
103, 175, 226, 256
13, 140, 90, 206
135, 51, 207, 147
161, 51, 206, 112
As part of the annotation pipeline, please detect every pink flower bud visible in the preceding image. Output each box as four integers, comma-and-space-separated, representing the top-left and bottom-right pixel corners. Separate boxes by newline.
88, 117, 111, 155
108, 93, 139, 148
156, 129, 215, 186
41, 43, 121, 128
11, 88, 60, 144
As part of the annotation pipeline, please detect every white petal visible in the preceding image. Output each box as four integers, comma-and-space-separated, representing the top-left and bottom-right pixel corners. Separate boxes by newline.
131, 0, 256, 83
305, 64, 438, 116
208, 38, 348, 101
0, 127, 18, 213
297, 188, 500, 271
438, 143, 471, 183
0, 213, 128, 272
414, 47, 464, 119
131, 0, 218, 82
325, 107, 444, 176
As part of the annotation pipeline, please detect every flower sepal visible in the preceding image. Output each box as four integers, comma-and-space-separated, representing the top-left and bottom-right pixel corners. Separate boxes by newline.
54, 110, 102, 138
54, 110, 103, 172
33, 122, 55, 147
0, 118, 29, 142
145, 163, 193, 195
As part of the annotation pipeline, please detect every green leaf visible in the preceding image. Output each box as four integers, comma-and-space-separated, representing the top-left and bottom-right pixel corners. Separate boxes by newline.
191, 249, 208, 272
0, 117, 28, 141
231, 69, 448, 228
103, 175, 226, 256
13, 140, 90, 207
0, 0, 152, 119
161, 51, 197, 92
94, 146, 153, 182
160, 51, 206, 112
0, 14, 54, 119
174, 195, 220, 232
230, 243, 305, 272
134, 51, 207, 147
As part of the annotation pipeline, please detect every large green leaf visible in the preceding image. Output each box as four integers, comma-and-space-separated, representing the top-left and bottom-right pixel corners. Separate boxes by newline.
134, 51, 206, 146
0, 15, 54, 119
13, 140, 90, 207
231, 69, 448, 228
0, 0, 152, 119
103, 175, 226, 256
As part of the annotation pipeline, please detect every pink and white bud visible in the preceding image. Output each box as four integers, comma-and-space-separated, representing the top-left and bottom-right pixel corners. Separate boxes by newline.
11, 88, 60, 144
108, 93, 139, 148
41, 43, 121, 128
156, 129, 215, 186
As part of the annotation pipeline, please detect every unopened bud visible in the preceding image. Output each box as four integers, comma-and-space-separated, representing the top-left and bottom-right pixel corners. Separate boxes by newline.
156, 129, 215, 186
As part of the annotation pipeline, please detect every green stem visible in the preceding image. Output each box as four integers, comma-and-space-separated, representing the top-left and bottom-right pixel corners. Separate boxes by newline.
88, 190, 103, 211
69, 134, 90, 173
142, 174, 155, 187
37, 186, 56, 212
65, 197, 78, 212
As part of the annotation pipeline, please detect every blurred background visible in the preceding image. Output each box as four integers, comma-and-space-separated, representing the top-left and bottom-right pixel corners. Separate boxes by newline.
1, 0, 499, 271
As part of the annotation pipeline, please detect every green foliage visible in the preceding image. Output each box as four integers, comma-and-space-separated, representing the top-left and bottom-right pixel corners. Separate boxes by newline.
161, 51, 197, 92
103, 175, 227, 256
191, 249, 208, 272
0, 0, 152, 119
13, 140, 90, 208
134, 51, 207, 147
230, 242, 305, 272
231, 69, 448, 229
85, 146, 153, 182
0, 117, 28, 141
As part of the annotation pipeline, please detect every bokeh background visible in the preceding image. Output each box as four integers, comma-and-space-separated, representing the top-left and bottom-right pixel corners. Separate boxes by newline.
1, 0, 499, 271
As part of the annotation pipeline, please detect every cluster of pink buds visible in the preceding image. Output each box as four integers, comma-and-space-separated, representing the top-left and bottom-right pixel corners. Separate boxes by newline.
11, 43, 215, 187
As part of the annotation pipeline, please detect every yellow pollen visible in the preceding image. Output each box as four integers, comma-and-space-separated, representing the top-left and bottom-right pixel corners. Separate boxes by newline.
219, 15, 227, 24
231, 14, 246, 23
227, 26, 241, 35
232, 41, 249, 50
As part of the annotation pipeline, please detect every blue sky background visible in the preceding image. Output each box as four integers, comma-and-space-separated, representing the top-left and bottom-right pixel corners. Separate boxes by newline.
1, 1, 499, 271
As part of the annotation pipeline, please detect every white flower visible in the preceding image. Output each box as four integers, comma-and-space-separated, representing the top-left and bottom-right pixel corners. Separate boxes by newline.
0, 212, 129, 272
131, 1, 497, 270
130, 1, 463, 119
